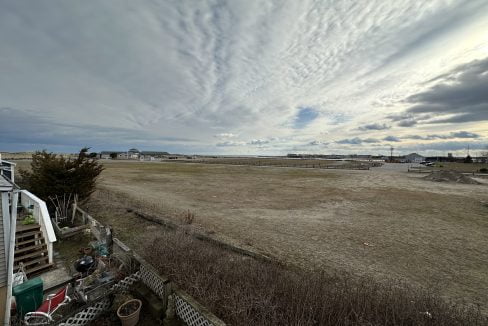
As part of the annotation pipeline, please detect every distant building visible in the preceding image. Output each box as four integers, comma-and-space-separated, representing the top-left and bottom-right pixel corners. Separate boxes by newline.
127, 148, 140, 159
100, 149, 170, 160
139, 151, 170, 160
404, 153, 424, 163
100, 151, 123, 159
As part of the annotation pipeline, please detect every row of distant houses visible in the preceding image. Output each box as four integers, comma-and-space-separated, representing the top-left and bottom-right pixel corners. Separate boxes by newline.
99, 148, 194, 160
286, 152, 487, 163
286, 153, 426, 162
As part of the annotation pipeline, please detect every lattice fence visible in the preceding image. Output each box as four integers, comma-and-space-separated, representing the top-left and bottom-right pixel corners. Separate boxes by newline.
175, 294, 215, 326
111, 271, 141, 292
139, 263, 168, 300
56, 233, 225, 325
57, 297, 111, 326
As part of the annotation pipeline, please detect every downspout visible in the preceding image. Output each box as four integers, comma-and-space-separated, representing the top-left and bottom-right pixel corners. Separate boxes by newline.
4, 191, 18, 326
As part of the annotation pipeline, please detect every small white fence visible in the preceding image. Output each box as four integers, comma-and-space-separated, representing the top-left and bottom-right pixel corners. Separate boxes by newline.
19, 190, 57, 263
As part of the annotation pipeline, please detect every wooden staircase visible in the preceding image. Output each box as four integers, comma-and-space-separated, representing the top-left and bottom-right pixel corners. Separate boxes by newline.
15, 223, 53, 276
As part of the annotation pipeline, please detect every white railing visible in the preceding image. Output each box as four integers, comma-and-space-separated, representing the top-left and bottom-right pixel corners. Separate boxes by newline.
19, 190, 57, 263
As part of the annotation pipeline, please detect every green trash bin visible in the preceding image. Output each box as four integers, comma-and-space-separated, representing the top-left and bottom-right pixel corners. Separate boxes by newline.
12, 277, 44, 318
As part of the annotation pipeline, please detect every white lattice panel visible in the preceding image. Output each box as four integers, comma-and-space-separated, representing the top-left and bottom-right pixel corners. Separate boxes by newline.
175, 294, 214, 326
139, 264, 166, 300
58, 297, 111, 326
111, 271, 141, 292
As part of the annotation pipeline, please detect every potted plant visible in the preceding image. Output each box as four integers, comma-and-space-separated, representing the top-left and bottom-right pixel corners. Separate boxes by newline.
117, 299, 142, 326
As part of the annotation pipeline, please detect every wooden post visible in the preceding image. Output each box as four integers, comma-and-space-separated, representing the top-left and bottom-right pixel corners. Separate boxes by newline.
71, 202, 77, 224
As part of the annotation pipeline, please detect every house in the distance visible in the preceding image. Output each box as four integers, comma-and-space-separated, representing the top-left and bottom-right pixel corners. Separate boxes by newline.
404, 153, 424, 163
139, 151, 170, 160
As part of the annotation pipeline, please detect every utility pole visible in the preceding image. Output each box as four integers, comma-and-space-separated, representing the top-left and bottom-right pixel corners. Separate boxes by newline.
390, 146, 394, 162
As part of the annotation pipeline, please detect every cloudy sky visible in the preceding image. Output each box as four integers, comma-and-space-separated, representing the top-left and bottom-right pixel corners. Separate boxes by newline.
1, 1, 487, 155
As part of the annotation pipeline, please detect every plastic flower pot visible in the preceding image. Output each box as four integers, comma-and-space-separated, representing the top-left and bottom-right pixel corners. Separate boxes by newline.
117, 299, 142, 326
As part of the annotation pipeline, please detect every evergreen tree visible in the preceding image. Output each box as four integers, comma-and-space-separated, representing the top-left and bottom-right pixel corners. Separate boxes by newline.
19, 148, 104, 205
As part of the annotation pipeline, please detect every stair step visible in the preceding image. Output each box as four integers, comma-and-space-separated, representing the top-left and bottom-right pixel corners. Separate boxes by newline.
15, 243, 47, 255
25, 263, 54, 276
15, 249, 48, 262
16, 224, 41, 233
15, 237, 45, 247
16, 230, 42, 240
14, 256, 49, 269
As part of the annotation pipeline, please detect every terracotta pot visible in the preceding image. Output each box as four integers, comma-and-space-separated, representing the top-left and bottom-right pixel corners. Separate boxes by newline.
117, 299, 142, 326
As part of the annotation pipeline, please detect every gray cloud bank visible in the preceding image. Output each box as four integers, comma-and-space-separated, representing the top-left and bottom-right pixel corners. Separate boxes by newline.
392, 57, 488, 127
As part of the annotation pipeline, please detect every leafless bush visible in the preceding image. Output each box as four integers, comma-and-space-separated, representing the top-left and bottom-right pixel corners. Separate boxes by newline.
93, 187, 195, 225
144, 230, 486, 326
182, 209, 195, 224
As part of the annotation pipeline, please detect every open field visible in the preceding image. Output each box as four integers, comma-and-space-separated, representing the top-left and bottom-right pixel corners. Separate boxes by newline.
183, 157, 374, 169
92, 160, 488, 310
425, 162, 488, 173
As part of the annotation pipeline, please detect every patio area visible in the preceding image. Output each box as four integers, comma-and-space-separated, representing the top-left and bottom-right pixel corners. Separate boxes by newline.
10, 207, 223, 326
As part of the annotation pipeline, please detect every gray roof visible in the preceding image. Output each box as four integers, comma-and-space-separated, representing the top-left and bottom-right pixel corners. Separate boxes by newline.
100, 151, 124, 154
405, 153, 424, 158
0, 175, 12, 191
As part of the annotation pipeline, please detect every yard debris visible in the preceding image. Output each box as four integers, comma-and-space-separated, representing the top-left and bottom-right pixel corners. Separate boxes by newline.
363, 242, 374, 247
423, 171, 480, 184
420, 311, 433, 318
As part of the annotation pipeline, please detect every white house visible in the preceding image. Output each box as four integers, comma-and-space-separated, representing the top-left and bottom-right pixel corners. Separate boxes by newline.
0, 159, 56, 324
405, 153, 425, 163
0, 169, 17, 323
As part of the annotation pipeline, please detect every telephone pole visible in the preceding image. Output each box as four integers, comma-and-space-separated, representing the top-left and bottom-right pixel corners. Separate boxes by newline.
390, 146, 394, 162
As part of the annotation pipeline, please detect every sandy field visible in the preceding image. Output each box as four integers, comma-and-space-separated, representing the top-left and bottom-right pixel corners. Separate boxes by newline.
93, 160, 488, 308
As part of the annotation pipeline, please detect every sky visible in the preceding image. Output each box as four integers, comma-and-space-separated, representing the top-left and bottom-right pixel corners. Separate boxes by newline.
0, 0, 487, 156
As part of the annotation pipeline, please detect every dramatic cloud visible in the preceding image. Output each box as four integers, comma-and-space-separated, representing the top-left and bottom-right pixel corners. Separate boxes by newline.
451, 131, 480, 139
392, 57, 488, 126
336, 138, 363, 145
336, 137, 380, 145
249, 139, 270, 146
398, 141, 487, 152
358, 123, 390, 131
404, 131, 480, 140
383, 136, 401, 142
1, 1, 487, 155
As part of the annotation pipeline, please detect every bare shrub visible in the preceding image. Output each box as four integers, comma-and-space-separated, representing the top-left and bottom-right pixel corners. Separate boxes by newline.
182, 209, 195, 224
144, 230, 486, 326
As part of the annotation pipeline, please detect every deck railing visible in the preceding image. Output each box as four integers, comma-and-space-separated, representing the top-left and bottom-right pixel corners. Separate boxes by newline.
19, 190, 57, 263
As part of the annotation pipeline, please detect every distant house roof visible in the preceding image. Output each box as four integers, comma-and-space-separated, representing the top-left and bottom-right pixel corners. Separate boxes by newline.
405, 153, 424, 158
100, 151, 125, 155
140, 151, 169, 155
128, 148, 140, 153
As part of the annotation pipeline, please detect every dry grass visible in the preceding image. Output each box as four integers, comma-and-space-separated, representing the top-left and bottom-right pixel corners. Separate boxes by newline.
84, 190, 487, 325
144, 230, 486, 325
429, 162, 488, 173
92, 160, 488, 312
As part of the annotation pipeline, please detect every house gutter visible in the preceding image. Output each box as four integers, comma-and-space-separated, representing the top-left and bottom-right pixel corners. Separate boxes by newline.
4, 190, 18, 326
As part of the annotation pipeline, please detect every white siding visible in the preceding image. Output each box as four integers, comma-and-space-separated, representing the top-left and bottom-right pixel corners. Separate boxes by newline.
0, 200, 7, 287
